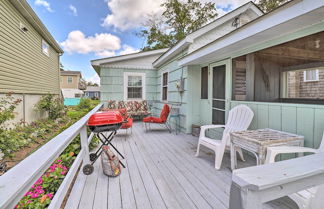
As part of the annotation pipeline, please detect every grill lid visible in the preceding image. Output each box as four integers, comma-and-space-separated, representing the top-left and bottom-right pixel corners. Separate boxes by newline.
87, 111, 124, 127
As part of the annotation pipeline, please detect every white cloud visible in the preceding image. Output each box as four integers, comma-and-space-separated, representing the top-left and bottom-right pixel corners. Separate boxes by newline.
120, 45, 139, 55
96, 50, 116, 57
35, 0, 54, 12
69, 5, 78, 16
101, 0, 253, 30
85, 74, 100, 85
61, 30, 121, 55
102, 0, 164, 30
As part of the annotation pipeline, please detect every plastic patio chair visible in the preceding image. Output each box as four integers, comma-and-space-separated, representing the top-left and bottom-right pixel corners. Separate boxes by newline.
265, 132, 324, 209
196, 105, 254, 170
143, 104, 171, 132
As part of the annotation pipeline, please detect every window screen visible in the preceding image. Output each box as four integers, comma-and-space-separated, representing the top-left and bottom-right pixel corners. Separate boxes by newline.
201, 67, 208, 99
127, 76, 143, 99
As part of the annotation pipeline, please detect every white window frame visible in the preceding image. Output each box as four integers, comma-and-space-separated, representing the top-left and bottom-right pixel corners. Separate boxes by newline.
42, 40, 49, 56
68, 76, 73, 83
303, 69, 319, 82
124, 72, 146, 100
161, 70, 169, 101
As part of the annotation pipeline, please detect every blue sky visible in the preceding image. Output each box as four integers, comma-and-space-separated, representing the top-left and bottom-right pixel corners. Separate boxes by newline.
27, 0, 250, 84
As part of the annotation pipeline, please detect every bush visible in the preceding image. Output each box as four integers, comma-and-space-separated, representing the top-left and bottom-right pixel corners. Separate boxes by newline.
35, 95, 65, 120
76, 98, 92, 111
0, 93, 22, 129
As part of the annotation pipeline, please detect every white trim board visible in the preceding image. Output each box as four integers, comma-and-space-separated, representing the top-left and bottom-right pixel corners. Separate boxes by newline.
160, 69, 169, 102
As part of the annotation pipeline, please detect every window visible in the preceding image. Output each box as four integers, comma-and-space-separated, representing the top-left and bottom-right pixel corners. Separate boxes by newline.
162, 72, 168, 101
201, 67, 208, 99
304, 69, 319, 82
124, 72, 145, 100
68, 76, 73, 83
42, 40, 49, 56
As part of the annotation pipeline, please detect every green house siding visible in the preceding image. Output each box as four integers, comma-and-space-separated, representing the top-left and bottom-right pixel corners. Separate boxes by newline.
154, 52, 190, 133
100, 67, 157, 102
230, 101, 324, 150
0, 0, 60, 95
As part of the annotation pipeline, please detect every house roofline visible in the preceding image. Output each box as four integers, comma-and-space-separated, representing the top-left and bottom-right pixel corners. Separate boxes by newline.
152, 1, 263, 68
178, 0, 318, 66
10, 0, 64, 54
91, 48, 168, 75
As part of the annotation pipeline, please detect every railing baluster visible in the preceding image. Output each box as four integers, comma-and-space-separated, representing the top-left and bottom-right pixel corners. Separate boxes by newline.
80, 125, 90, 165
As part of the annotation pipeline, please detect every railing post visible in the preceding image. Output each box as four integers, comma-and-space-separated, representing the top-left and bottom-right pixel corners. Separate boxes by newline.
80, 126, 90, 164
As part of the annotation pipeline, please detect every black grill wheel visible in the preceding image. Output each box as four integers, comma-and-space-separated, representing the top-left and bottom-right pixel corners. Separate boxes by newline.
89, 153, 97, 162
83, 164, 94, 175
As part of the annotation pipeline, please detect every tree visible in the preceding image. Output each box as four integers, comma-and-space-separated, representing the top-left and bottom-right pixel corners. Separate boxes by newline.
140, 0, 217, 51
257, 0, 291, 13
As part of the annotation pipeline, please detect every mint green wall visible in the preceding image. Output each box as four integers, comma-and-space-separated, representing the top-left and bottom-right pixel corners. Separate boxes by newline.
155, 52, 190, 133
100, 67, 158, 102
230, 101, 324, 150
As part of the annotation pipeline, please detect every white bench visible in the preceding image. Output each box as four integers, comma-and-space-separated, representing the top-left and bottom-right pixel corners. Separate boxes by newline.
230, 152, 324, 209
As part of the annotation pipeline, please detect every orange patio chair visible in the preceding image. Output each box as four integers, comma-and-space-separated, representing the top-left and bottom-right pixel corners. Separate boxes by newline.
143, 104, 171, 132
118, 108, 133, 136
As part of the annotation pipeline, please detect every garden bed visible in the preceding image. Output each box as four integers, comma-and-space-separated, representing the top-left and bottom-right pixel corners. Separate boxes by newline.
0, 95, 100, 208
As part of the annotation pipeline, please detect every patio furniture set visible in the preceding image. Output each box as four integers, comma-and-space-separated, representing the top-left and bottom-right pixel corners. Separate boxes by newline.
195, 104, 324, 209
83, 103, 172, 175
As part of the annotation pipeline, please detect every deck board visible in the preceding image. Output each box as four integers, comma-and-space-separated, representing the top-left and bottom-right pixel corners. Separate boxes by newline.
65, 122, 298, 209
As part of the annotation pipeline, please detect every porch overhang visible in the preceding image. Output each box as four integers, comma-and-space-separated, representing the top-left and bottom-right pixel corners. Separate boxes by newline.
178, 0, 324, 66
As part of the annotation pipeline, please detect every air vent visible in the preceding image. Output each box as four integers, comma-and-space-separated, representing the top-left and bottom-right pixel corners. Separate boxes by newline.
19, 22, 28, 33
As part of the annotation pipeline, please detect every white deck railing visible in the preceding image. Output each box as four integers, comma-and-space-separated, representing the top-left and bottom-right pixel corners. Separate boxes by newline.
0, 103, 103, 209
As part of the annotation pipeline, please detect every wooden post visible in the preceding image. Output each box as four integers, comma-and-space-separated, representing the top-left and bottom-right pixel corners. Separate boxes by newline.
246, 53, 255, 101
80, 126, 90, 165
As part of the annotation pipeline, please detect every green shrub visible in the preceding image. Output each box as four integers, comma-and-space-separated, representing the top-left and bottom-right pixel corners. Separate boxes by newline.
76, 98, 92, 111
0, 93, 22, 128
35, 94, 65, 120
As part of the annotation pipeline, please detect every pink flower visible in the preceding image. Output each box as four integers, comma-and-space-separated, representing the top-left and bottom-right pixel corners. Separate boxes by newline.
31, 193, 39, 198
48, 193, 53, 199
35, 178, 43, 185
57, 159, 62, 163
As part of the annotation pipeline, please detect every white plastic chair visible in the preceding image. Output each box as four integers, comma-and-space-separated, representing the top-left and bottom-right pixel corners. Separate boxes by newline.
195, 105, 254, 170
265, 132, 324, 209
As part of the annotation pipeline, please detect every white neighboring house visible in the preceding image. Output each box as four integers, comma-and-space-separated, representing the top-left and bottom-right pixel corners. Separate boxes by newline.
61, 89, 84, 99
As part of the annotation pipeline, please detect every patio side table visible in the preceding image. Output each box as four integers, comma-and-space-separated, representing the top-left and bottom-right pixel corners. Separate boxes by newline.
230, 128, 304, 170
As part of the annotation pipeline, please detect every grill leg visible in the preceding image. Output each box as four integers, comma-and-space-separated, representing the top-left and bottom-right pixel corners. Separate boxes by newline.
99, 132, 125, 159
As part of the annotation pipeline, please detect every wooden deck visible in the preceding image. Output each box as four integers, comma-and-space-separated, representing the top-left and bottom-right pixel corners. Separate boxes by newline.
65, 122, 298, 209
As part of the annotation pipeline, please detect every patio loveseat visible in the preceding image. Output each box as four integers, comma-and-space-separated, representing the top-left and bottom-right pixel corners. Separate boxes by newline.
103, 100, 151, 119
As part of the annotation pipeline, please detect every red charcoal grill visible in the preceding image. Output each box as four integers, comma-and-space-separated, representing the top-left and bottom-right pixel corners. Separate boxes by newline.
83, 110, 126, 175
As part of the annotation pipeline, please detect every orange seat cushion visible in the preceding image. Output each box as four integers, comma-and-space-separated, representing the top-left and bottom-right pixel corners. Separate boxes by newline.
121, 118, 133, 129
143, 116, 163, 123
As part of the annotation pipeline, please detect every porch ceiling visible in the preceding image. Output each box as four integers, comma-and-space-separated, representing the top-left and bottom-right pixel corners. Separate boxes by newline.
179, 0, 324, 66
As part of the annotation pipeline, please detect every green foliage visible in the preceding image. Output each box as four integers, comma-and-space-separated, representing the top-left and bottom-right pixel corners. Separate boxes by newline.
0, 93, 22, 128
257, 0, 291, 13
76, 98, 92, 111
35, 94, 65, 120
140, 0, 217, 50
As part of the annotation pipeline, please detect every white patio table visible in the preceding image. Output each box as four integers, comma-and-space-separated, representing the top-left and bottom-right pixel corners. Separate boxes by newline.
230, 128, 304, 170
